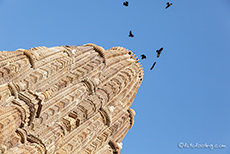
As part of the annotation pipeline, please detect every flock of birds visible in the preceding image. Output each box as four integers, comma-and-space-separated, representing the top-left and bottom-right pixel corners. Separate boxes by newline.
123, 1, 173, 70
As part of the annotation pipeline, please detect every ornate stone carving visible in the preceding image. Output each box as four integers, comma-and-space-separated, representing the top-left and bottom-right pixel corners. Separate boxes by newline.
0, 44, 143, 153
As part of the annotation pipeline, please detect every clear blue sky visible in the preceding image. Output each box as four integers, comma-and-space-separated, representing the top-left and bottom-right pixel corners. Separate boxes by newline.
0, 1, 229, 154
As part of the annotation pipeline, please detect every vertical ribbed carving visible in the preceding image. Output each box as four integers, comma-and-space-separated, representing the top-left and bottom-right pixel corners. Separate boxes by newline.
0, 106, 21, 149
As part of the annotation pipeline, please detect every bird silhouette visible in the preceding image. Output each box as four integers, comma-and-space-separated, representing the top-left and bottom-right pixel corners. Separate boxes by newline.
166, 2, 172, 9
156, 47, 163, 58
140, 54, 146, 59
150, 62, 156, 70
129, 31, 134, 37
123, 1, 128, 7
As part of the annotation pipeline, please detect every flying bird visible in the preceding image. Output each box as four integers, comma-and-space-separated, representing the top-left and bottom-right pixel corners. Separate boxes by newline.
166, 2, 172, 9
141, 54, 146, 59
150, 62, 156, 70
156, 47, 163, 58
123, 1, 129, 7
129, 31, 134, 37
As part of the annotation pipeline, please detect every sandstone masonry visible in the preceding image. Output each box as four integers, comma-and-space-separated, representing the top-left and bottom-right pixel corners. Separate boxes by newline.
0, 44, 143, 154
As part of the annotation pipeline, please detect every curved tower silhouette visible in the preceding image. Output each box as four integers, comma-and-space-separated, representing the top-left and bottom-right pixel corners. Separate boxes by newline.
0, 44, 143, 154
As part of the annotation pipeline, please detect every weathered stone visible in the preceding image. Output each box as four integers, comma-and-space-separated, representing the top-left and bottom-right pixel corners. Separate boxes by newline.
0, 44, 143, 154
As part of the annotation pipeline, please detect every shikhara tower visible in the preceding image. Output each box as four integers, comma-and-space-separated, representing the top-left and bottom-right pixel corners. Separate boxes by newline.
0, 43, 143, 154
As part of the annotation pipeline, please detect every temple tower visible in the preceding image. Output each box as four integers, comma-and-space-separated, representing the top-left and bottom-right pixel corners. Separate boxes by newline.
0, 43, 143, 154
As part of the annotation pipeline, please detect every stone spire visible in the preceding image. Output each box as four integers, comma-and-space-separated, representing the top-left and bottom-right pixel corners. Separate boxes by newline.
0, 43, 143, 154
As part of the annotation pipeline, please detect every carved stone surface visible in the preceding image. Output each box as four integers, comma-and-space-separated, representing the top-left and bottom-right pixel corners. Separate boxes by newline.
0, 44, 143, 154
